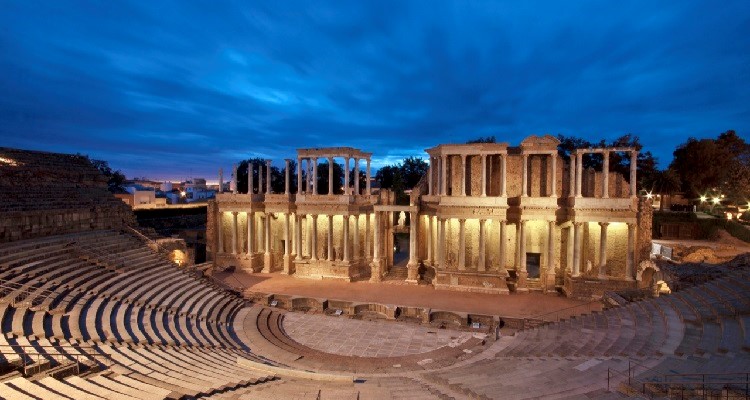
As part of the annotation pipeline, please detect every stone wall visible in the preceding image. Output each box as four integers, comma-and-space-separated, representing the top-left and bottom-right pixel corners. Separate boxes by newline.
0, 147, 136, 242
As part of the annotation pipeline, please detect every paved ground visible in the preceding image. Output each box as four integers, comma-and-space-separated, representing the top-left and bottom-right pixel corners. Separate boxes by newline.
283, 313, 473, 358
217, 271, 598, 318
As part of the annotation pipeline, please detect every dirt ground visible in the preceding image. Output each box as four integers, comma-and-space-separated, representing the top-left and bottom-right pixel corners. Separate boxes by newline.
654, 229, 750, 262
216, 271, 598, 319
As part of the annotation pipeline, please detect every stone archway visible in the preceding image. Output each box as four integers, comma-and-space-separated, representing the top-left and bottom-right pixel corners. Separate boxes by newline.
636, 260, 660, 290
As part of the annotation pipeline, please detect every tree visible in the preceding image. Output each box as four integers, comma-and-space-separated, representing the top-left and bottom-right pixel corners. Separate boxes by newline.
316, 161, 344, 195
466, 136, 496, 144
670, 131, 750, 200
557, 134, 658, 193
645, 169, 682, 211
235, 158, 291, 194
376, 165, 401, 190
400, 157, 429, 189
88, 158, 126, 193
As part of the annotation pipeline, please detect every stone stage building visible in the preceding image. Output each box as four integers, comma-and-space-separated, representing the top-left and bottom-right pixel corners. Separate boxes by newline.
207, 135, 652, 298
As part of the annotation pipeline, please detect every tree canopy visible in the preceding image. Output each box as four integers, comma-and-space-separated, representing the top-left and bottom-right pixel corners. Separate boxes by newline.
557, 133, 658, 192
669, 130, 750, 200
88, 158, 126, 193
376, 157, 429, 204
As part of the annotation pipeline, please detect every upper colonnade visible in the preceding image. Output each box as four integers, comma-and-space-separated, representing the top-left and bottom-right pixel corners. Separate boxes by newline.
296, 147, 373, 196
220, 147, 374, 198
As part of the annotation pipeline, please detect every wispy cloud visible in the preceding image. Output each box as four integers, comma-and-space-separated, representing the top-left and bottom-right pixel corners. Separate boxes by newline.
0, 1, 748, 180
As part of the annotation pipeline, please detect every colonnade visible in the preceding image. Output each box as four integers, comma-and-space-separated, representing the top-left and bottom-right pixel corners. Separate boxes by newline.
216, 210, 376, 270
295, 155, 372, 196
568, 221, 637, 280
572, 148, 638, 198
427, 153, 508, 197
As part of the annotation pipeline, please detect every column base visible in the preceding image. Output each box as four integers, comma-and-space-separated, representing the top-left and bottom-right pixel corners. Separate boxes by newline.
516, 270, 529, 292
263, 253, 273, 273
369, 258, 383, 283
283, 254, 292, 274
544, 272, 557, 292
406, 260, 419, 284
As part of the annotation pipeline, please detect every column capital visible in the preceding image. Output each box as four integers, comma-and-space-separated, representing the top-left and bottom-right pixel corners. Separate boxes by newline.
232, 211, 238, 216
573, 221, 583, 227
458, 218, 466, 223
627, 222, 637, 228
599, 221, 610, 227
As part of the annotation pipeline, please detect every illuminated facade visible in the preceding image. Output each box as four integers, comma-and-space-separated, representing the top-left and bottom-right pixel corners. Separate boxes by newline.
207, 136, 652, 298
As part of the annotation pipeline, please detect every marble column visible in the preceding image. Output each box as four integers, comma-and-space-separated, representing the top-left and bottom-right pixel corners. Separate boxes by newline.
263, 213, 272, 272
572, 222, 582, 276
217, 211, 224, 253
599, 222, 609, 278
366, 159, 371, 195
328, 157, 334, 196
312, 158, 318, 195
441, 155, 448, 196
247, 212, 254, 255
370, 212, 381, 282
566, 226, 574, 274
248, 164, 254, 195
568, 156, 576, 198
519, 221, 527, 273
327, 214, 334, 261
427, 216, 434, 264
218, 168, 224, 193
344, 157, 350, 195
353, 214, 360, 260
521, 154, 529, 197
231, 164, 237, 194
626, 223, 636, 280
481, 155, 487, 197
498, 220, 507, 272
550, 153, 557, 197
310, 215, 318, 261
547, 220, 556, 290
575, 152, 583, 198
343, 215, 350, 262
354, 158, 360, 195
500, 154, 507, 197
295, 213, 303, 258
517, 220, 528, 290
602, 151, 610, 198
231, 212, 238, 254
284, 159, 291, 195
478, 219, 486, 272
439, 218, 446, 268
258, 164, 263, 194
296, 158, 302, 194
458, 219, 466, 270
460, 155, 467, 196
406, 211, 419, 283
265, 160, 271, 194
364, 213, 371, 260
283, 213, 291, 273
630, 151, 638, 197
428, 157, 434, 195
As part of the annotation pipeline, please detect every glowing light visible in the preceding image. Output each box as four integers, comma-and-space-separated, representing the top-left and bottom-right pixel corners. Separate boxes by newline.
0, 157, 21, 167
713, 197, 721, 205
180, 191, 186, 197
700, 196, 707, 203
645, 192, 653, 200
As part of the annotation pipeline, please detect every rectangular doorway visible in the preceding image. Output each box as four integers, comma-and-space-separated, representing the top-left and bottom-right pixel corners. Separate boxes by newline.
526, 253, 541, 278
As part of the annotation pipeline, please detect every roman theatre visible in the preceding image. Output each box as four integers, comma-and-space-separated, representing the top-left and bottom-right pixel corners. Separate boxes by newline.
0, 142, 749, 399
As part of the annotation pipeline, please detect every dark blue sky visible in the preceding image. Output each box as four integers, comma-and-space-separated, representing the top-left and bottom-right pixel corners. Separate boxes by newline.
1, 1, 748, 181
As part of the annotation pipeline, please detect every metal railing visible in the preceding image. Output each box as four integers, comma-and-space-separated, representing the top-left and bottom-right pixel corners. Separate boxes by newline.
609, 361, 750, 399
0, 278, 73, 311
0, 343, 112, 376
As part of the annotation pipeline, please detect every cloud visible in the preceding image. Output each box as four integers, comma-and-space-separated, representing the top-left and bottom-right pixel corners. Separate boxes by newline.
0, 1, 748, 180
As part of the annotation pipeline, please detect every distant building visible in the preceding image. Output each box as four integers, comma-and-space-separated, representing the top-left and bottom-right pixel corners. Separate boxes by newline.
184, 178, 216, 203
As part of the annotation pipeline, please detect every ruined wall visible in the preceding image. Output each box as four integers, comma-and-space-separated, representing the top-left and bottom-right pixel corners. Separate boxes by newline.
0, 147, 136, 242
